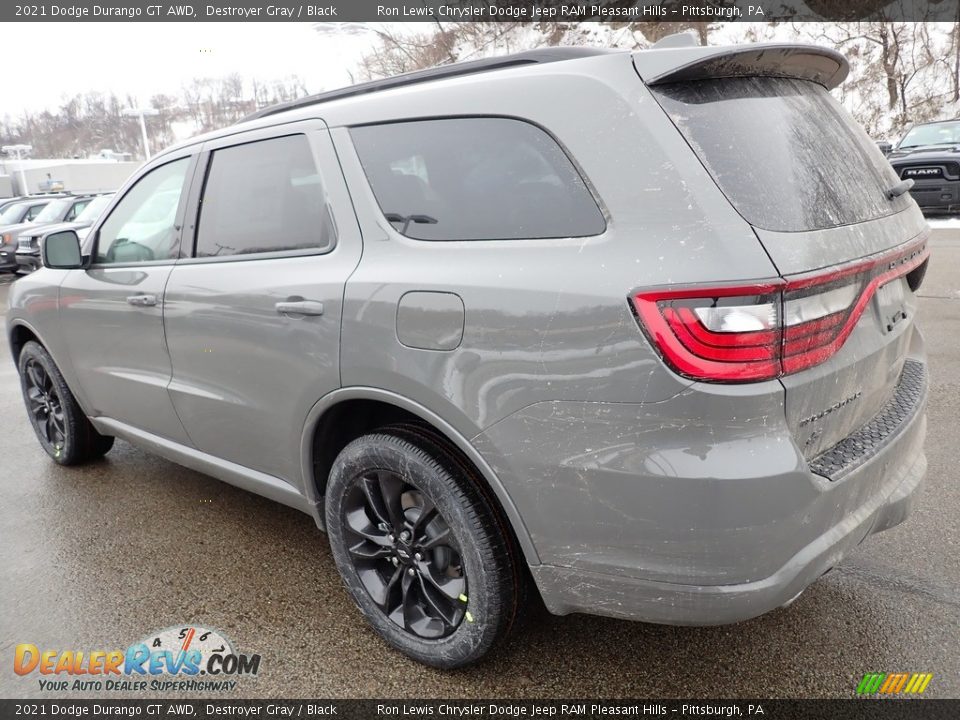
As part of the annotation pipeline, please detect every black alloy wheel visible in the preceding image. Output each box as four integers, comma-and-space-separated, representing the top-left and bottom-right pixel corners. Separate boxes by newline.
325, 428, 527, 668
18, 340, 115, 465
342, 469, 467, 639
23, 358, 66, 454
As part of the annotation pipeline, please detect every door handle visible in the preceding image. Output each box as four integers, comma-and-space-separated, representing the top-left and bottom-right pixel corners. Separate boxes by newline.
275, 299, 324, 317
126, 294, 158, 307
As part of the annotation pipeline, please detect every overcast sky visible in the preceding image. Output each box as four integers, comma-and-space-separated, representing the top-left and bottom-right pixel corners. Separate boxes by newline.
5, 23, 431, 115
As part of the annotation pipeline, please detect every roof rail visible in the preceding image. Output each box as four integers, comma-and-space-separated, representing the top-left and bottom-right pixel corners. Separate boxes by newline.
241, 47, 617, 123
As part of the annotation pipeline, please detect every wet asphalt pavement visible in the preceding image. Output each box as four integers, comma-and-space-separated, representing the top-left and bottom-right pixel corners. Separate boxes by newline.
1, 229, 958, 700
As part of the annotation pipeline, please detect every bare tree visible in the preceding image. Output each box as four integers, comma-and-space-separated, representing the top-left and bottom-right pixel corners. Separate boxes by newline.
0, 74, 310, 158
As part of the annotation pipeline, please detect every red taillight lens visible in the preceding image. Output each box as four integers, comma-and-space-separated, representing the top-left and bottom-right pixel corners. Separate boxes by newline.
780, 282, 861, 373
631, 238, 929, 383
632, 283, 784, 382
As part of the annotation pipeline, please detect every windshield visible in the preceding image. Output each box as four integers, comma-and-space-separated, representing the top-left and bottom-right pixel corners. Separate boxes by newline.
653, 77, 909, 232
33, 198, 71, 223
75, 195, 113, 223
899, 120, 960, 148
0, 203, 27, 224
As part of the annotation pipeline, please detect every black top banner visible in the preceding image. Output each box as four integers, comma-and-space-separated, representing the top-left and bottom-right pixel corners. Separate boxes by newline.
5, 0, 960, 23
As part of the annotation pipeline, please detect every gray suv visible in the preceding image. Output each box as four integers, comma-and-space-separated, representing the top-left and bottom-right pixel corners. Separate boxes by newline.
6, 43, 931, 668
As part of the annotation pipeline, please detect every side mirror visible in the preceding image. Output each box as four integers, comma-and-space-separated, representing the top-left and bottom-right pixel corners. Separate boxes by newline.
42, 230, 83, 269
876, 140, 893, 156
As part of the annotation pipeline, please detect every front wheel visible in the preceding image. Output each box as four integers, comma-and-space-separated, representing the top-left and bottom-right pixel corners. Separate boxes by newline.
325, 428, 526, 668
18, 341, 114, 465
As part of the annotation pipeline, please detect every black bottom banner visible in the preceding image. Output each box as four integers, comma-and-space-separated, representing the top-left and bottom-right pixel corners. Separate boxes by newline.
1, 700, 957, 720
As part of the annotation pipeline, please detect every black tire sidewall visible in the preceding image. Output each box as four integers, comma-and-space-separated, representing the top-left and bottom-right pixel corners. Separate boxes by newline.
326, 433, 503, 668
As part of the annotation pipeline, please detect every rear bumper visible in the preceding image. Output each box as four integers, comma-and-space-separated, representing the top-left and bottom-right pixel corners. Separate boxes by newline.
908, 181, 960, 216
531, 415, 925, 624
475, 349, 928, 625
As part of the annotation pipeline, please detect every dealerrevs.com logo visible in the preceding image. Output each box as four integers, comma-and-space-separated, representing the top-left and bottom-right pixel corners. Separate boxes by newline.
14, 626, 261, 693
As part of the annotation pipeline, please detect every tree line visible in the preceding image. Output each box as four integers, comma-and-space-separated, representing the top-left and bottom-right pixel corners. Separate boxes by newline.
0, 75, 308, 159
352, 20, 960, 140
4, 21, 958, 160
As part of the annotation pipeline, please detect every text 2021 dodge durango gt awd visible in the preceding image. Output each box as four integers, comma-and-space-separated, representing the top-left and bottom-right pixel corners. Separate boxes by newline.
7, 41, 930, 668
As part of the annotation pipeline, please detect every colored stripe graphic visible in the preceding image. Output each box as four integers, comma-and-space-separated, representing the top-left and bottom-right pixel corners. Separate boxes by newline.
857, 673, 885, 694
857, 673, 933, 695
181, 627, 196, 652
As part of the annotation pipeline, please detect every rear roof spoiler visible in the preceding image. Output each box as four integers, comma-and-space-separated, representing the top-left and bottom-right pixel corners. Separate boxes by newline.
635, 43, 849, 90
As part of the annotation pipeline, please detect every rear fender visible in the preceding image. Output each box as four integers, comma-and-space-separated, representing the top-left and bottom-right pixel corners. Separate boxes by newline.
299, 386, 540, 566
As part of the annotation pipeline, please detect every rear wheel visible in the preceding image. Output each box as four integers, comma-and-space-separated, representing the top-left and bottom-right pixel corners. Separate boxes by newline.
18, 341, 114, 465
325, 428, 525, 668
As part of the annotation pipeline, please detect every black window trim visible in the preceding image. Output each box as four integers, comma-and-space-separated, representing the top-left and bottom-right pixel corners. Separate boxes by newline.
347, 113, 609, 243
179, 127, 338, 265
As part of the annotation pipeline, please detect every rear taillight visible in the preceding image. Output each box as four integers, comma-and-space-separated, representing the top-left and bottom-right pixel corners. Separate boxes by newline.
631, 238, 929, 383
780, 282, 861, 374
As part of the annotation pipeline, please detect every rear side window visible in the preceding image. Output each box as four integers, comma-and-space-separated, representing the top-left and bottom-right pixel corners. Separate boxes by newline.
350, 117, 605, 241
26, 204, 47, 221
196, 134, 335, 258
66, 199, 90, 221
652, 77, 910, 232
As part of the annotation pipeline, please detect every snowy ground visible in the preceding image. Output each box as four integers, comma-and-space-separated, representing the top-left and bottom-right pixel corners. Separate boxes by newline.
927, 217, 960, 230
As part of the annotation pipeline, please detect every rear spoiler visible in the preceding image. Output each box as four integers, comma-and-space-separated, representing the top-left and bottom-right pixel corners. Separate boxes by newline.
634, 43, 849, 90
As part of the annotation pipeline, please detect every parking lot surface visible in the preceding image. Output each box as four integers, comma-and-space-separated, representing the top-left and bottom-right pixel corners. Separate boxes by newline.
1, 229, 959, 699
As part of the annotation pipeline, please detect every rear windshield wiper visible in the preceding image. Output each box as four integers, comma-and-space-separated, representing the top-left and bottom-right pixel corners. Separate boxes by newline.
384, 213, 438, 234
887, 178, 914, 200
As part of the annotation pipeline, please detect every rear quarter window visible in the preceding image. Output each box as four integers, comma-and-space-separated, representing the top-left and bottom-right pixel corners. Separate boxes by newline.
652, 77, 911, 232
350, 117, 605, 241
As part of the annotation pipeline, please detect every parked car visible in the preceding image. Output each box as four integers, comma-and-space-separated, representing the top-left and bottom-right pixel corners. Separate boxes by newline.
0, 192, 73, 216
15, 193, 114, 273
0, 199, 54, 272
888, 117, 960, 216
0, 196, 33, 213
6, 42, 930, 669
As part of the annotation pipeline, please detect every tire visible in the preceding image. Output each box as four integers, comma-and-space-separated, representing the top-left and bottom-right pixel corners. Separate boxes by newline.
325, 427, 526, 668
18, 341, 115, 465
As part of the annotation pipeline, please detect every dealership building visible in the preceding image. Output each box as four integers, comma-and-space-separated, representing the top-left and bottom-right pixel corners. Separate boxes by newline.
0, 154, 138, 197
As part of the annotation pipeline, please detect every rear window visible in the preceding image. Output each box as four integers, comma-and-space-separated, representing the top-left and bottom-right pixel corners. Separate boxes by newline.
652, 77, 910, 232
350, 117, 605, 241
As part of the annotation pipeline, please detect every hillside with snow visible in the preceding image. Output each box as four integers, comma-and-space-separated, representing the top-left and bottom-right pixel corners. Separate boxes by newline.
2, 21, 956, 156
354, 21, 960, 143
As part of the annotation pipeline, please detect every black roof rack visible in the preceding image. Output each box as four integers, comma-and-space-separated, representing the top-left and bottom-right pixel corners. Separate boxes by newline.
241, 47, 616, 123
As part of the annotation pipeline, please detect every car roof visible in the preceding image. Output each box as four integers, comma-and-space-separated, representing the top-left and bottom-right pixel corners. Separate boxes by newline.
5, 199, 50, 209
152, 41, 847, 161
243, 47, 612, 123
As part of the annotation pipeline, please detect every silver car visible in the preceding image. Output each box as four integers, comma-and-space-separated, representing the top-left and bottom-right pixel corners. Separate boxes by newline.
6, 43, 930, 668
